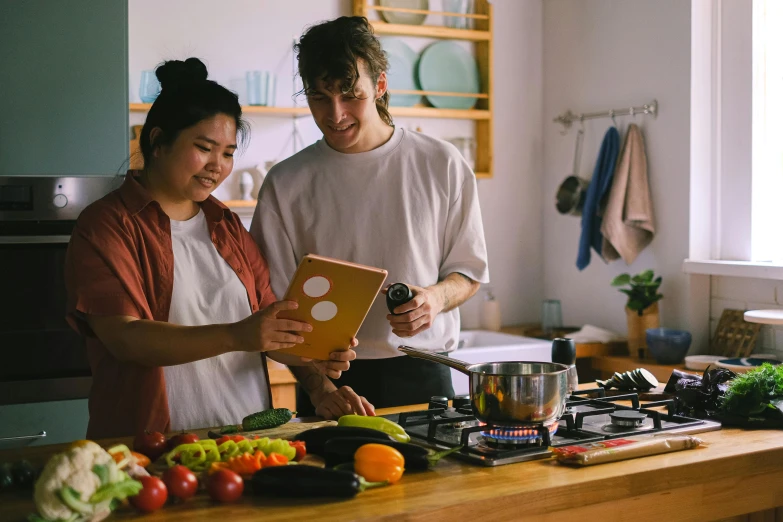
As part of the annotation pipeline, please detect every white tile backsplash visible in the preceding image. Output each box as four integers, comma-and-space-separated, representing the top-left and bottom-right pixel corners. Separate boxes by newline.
714, 277, 777, 303
710, 298, 746, 320
711, 276, 783, 358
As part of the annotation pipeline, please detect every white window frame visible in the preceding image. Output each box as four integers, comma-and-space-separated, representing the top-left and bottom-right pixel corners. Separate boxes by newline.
683, 0, 783, 280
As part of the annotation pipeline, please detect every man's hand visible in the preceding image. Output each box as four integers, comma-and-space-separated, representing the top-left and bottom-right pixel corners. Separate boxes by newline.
385, 284, 444, 338
302, 338, 359, 379
314, 386, 376, 419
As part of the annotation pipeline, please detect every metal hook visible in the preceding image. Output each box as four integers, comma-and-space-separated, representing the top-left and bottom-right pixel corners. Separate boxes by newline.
629, 107, 635, 119
579, 114, 585, 132
609, 109, 617, 127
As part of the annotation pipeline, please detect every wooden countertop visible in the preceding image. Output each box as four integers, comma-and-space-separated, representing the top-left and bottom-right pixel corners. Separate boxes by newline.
499, 325, 628, 358
4, 386, 783, 521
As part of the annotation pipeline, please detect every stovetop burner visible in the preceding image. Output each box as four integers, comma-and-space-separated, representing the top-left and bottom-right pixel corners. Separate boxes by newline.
382, 388, 722, 466
610, 410, 648, 427
480, 425, 554, 448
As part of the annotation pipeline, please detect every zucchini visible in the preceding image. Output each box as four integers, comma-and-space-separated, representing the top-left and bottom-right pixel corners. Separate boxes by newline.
242, 408, 294, 431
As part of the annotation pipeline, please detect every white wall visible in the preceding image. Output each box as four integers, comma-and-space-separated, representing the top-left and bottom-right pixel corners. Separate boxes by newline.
542, 0, 691, 334
128, 0, 544, 329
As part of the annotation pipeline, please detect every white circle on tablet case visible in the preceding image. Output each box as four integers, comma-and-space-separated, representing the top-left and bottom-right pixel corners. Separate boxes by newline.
302, 276, 331, 298
311, 301, 338, 321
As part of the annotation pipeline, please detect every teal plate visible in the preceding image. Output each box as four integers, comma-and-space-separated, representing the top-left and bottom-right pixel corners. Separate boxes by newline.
380, 38, 421, 107
379, 0, 429, 25
717, 357, 782, 373
417, 41, 480, 109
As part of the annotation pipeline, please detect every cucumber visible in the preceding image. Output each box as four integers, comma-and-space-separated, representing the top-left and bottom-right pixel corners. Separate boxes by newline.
242, 408, 295, 431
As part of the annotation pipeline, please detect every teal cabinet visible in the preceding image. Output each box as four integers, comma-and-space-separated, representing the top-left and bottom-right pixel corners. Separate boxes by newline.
0, 400, 89, 449
0, 1, 129, 176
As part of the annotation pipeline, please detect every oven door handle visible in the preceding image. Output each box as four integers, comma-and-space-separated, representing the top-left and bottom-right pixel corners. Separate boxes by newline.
0, 235, 70, 244
0, 430, 47, 443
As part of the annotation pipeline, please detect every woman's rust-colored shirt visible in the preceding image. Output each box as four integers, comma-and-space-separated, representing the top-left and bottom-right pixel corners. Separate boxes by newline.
65, 173, 276, 438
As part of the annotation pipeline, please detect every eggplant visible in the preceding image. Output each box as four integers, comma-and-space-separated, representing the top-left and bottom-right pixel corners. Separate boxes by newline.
293, 426, 393, 456
323, 437, 461, 470
251, 465, 385, 498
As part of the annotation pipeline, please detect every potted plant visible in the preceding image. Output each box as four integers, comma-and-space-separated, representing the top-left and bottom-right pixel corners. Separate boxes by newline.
611, 270, 663, 358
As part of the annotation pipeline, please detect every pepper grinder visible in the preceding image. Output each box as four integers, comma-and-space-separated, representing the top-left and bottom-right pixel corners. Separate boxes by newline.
551, 338, 578, 394
386, 283, 414, 315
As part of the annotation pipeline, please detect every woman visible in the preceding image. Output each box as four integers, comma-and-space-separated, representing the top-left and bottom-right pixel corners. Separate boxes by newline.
65, 58, 354, 438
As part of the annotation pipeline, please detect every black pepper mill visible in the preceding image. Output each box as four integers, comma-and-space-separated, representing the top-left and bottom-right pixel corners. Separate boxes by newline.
551, 337, 578, 394
386, 283, 414, 314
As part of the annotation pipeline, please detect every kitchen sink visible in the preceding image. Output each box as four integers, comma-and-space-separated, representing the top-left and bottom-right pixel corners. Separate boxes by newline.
450, 330, 552, 396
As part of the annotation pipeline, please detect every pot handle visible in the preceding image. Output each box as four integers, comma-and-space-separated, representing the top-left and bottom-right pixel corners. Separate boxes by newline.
397, 346, 472, 376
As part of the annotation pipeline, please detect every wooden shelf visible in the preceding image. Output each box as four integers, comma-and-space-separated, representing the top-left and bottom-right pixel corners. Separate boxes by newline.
221, 200, 256, 208
392, 106, 489, 120
368, 5, 490, 21
130, 103, 487, 121
355, 0, 494, 179
371, 21, 490, 41
389, 89, 489, 99
129, 103, 309, 117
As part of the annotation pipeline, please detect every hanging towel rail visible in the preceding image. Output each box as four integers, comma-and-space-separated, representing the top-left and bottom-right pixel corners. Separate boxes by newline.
554, 100, 658, 131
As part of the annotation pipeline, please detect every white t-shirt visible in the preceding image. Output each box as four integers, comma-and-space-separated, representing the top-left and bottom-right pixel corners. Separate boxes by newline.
250, 127, 489, 359
164, 209, 270, 431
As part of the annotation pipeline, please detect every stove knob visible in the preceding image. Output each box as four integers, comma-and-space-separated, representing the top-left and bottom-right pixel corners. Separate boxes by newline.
428, 396, 448, 410
53, 194, 68, 208
452, 395, 471, 410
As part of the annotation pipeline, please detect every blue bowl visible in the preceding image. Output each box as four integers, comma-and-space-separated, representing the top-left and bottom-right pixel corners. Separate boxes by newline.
646, 328, 692, 365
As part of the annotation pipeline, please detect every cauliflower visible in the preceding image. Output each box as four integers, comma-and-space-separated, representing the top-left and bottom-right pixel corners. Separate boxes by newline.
32, 441, 142, 522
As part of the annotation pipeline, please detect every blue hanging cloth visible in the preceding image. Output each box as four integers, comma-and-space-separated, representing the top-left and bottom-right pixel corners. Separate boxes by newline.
576, 126, 620, 270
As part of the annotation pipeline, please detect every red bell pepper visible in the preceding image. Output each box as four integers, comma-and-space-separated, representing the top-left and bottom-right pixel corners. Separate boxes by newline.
288, 440, 306, 461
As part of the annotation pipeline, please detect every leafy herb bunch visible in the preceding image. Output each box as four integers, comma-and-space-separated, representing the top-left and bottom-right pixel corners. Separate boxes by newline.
721, 363, 783, 417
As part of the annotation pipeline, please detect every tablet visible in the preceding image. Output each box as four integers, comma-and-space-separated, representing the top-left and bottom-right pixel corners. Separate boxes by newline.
275, 254, 388, 360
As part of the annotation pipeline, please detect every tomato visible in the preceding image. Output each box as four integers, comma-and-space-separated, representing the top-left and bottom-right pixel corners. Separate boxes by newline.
162, 465, 198, 500
133, 430, 167, 461
129, 476, 168, 512
167, 432, 200, 450
206, 469, 244, 503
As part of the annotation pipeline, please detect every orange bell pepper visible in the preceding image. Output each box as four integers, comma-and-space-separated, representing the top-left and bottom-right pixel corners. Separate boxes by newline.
353, 444, 405, 484
264, 452, 289, 467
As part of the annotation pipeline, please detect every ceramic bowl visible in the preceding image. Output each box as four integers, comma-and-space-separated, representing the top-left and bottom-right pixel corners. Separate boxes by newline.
646, 328, 692, 365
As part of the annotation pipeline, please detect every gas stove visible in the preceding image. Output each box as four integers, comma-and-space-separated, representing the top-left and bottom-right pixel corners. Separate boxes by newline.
382, 388, 722, 466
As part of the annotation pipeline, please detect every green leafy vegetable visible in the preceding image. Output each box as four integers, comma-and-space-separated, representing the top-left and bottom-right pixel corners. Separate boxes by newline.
721, 363, 783, 416
59, 487, 94, 515
89, 478, 143, 504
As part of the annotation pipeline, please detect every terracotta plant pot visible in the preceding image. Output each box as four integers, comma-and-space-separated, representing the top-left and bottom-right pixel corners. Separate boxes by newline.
626, 302, 660, 358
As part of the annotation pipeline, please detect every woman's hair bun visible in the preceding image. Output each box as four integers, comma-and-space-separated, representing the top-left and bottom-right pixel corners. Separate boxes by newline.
155, 58, 208, 90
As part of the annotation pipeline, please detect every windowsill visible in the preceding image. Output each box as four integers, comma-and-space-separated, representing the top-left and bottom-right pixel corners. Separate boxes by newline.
683, 259, 783, 280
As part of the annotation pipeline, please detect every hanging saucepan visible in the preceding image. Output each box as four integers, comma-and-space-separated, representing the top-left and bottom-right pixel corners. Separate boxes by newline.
398, 346, 569, 429
555, 128, 590, 215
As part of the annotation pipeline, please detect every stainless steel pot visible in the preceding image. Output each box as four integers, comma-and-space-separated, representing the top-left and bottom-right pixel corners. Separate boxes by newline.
398, 346, 569, 428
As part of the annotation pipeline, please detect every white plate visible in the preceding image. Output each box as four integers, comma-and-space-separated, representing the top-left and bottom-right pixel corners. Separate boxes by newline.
684, 355, 723, 371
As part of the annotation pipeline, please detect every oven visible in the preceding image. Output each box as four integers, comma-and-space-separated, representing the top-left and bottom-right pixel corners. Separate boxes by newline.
0, 176, 120, 406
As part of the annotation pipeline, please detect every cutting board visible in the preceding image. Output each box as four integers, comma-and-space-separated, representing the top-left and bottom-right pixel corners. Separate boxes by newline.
192, 418, 337, 441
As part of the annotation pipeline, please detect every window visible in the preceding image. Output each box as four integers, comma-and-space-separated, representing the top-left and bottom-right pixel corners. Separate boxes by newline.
751, 0, 783, 263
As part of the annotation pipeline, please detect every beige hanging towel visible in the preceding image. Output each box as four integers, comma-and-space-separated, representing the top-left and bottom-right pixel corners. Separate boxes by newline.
600, 124, 655, 264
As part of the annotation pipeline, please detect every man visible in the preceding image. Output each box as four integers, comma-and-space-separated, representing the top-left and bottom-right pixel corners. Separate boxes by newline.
250, 16, 489, 418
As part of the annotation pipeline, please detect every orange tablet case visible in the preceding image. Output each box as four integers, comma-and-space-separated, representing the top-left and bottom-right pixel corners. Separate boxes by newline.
275, 254, 388, 360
